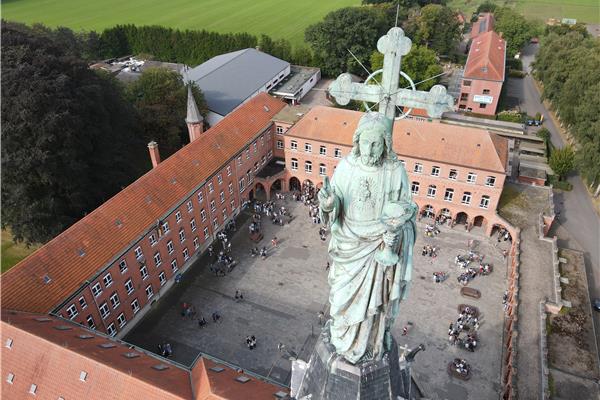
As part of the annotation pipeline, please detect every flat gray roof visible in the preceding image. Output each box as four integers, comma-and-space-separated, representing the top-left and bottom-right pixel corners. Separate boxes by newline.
186, 48, 290, 116
271, 65, 320, 97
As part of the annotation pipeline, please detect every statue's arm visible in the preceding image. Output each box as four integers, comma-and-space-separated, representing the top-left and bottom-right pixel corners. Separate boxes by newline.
319, 175, 341, 226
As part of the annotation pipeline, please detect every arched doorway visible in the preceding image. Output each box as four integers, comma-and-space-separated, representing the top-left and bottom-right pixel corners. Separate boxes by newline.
270, 178, 283, 197
289, 177, 301, 191
439, 208, 452, 224
455, 211, 468, 225
473, 215, 486, 227
491, 224, 506, 236
254, 182, 267, 201
421, 204, 435, 219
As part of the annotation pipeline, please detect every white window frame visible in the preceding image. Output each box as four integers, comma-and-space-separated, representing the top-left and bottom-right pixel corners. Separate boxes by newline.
444, 188, 454, 202
219, 191, 225, 203
485, 176, 496, 187
175, 211, 182, 223
276, 140, 284, 149
131, 299, 140, 314
109, 292, 120, 309
479, 195, 490, 209
117, 313, 127, 328
119, 259, 128, 273
305, 161, 312, 174
431, 166, 440, 177
319, 145, 327, 156
187, 200, 193, 212
226, 166, 232, 176
107, 323, 116, 337
159, 271, 166, 286
305, 143, 312, 153
210, 200, 216, 212
183, 248, 190, 261
467, 172, 477, 184
200, 209, 207, 222
191, 218, 197, 232
414, 163, 423, 173
217, 174, 223, 185
140, 265, 149, 280
179, 228, 186, 243
99, 302, 110, 319
319, 164, 327, 176
193, 237, 200, 249
79, 296, 87, 309
103, 273, 113, 288
334, 148, 342, 158
91, 282, 102, 297
145, 284, 154, 300
167, 240, 174, 254
134, 246, 143, 259
228, 182, 233, 194
66, 304, 78, 319
87, 315, 96, 329
171, 259, 179, 272
203, 227, 209, 240
153, 251, 162, 267
427, 185, 436, 198
208, 182, 214, 193
449, 169, 458, 180
411, 182, 419, 195
125, 279, 134, 295
291, 158, 298, 170
197, 191, 204, 203
276, 125, 284, 135
462, 192, 472, 205
148, 233, 157, 246
290, 140, 298, 150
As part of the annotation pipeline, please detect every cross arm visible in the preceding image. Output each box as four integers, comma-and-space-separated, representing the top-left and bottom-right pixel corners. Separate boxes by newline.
391, 85, 454, 119
328, 73, 383, 106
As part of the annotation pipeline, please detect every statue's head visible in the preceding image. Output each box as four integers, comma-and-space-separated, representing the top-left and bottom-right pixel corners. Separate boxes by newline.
351, 112, 396, 166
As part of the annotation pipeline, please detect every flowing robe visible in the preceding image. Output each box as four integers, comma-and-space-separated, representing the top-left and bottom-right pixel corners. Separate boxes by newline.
321, 154, 417, 364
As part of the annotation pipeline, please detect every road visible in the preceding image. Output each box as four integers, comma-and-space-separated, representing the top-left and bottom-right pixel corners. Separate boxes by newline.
516, 43, 600, 353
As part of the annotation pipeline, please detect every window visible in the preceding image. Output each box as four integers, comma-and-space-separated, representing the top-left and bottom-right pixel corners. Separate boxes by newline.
291, 158, 298, 170
290, 140, 297, 150
203, 227, 209, 240
480, 195, 490, 209
449, 169, 458, 180
319, 164, 327, 176
230, 199, 235, 211
103, 273, 113, 287
427, 185, 436, 198
460, 93, 468, 101
66, 304, 78, 319
226, 166, 232, 176
125, 279, 134, 295
276, 140, 283, 149
208, 182, 214, 193
200, 209, 207, 222
187, 200, 193, 212
228, 182, 234, 194
175, 211, 182, 223
154, 252, 162, 267
191, 218, 197, 232
334, 148, 342, 158
414, 163, 423, 173
79, 296, 87, 309
117, 313, 126, 328
91, 283, 102, 297
86, 315, 96, 329
239, 178, 246, 192
109, 292, 120, 309
305, 161, 312, 173
159, 271, 166, 286
134, 247, 144, 261
183, 248, 190, 261
467, 172, 477, 184
213, 218, 218, 229
222, 208, 227, 220
193, 237, 200, 249
99, 302, 110, 319
253, 161, 259, 172
6, 373, 14, 384
107, 323, 116, 337
167, 240, 174, 254
267, 150, 273, 159
411, 182, 419, 195
444, 188, 454, 202
217, 174, 223, 185
462, 192, 472, 205
119, 259, 128, 273
237, 156, 242, 166
246, 149, 250, 159
261, 155, 266, 165
131, 299, 140, 314
485, 176, 496, 187
483, 89, 490, 94
148, 233, 157, 246
305, 143, 312, 153
197, 191, 204, 203
276, 126, 284, 134
253, 142, 257, 153
431, 166, 440, 177
464, 80, 471, 86
479, 103, 487, 109
219, 191, 225, 203
171, 259, 179, 272
319, 145, 327, 156
210, 200, 216, 212
140, 265, 149, 280
146, 285, 154, 299
29, 384, 37, 394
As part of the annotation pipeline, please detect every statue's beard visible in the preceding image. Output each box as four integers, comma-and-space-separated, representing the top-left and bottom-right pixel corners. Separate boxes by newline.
361, 154, 382, 166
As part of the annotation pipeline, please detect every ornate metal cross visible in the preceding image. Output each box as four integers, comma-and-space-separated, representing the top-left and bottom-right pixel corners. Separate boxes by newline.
329, 27, 454, 120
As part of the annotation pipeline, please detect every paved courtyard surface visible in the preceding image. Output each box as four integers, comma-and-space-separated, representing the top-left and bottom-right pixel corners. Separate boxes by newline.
126, 197, 508, 399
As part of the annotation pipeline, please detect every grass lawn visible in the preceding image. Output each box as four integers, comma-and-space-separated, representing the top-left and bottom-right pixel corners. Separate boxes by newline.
448, 0, 599, 24
1, 229, 39, 273
1, 0, 360, 48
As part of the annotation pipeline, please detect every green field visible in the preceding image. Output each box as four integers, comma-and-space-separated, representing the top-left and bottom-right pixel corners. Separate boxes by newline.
448, 0, 599, 24
1, 229, 39, 273
1, 0, 360, 47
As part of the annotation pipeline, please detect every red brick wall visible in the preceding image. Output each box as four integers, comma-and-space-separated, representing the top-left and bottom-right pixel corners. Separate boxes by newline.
458, 79, 503, 116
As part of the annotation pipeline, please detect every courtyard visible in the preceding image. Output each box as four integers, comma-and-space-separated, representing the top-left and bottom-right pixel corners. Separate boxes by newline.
125, 195, 509, 400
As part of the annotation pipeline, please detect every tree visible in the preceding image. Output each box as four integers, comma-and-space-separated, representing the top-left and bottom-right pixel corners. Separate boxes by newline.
291, 45, 314, 66
476, 1, 497, 13
494, 7, 540, 58
370, 44, 443, 90
549, 146, 575, 180
305, 7, 389, 77
411, 4, 460, 56
125, 68, 207, 158
1, 21, 147, 244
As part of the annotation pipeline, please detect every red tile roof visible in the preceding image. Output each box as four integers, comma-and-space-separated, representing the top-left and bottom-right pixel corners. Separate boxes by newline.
286, 106, 508, 173
464, 30, 506, 82
1, 311, 287, 400
1, 93, 286, 314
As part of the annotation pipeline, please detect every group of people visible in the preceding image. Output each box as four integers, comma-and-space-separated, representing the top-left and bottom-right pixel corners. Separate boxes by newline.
245, 335, 257, 350
158, 342, 173, 357
424, 224, 441, 237
432, 271, 448, 283
452, 358, 471, 376
448, 307, 480, 350
421, 244, 438, 257
250, 246, 269, 259
496, 227, 512, 243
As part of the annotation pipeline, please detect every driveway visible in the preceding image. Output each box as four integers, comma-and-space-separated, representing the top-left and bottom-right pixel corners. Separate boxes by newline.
516, 43, 600, 354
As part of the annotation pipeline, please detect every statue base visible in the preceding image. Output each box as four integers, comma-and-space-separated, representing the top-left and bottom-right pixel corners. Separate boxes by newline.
291, 335, 419, 400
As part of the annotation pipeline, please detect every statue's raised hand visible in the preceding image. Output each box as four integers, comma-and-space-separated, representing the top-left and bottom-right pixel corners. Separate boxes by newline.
318, 176, 336, 212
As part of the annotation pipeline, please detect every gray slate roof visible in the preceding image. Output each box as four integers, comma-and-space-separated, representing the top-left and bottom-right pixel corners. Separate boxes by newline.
185, 85, 203, 123
186, 48, 289, 116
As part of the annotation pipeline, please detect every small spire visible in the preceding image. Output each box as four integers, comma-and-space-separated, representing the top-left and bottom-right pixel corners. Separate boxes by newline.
185, 85, 203, 124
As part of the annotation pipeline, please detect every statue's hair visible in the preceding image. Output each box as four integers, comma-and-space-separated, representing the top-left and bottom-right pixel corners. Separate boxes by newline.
351, 112, 397, 162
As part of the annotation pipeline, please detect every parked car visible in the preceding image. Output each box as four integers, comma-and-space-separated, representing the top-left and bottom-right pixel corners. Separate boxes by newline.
593, 299, 600, 311
526, 119, 542, 126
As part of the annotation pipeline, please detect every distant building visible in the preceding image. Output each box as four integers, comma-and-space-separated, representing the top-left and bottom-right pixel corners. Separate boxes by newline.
90, 57, 188, 84
185, 48, 291, 126
470, 13, 495, 40
458, 30, 506, 116
271, 65, 321, 105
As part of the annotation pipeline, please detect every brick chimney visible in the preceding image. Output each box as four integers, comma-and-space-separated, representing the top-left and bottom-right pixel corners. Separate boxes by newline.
148, 141, 161, 168
185, 85, 204, 143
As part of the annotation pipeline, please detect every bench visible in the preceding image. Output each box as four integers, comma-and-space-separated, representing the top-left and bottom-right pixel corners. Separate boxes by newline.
460, 287, 481, 299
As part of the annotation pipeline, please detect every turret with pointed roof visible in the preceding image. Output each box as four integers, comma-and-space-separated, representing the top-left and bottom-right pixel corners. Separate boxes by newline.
186, 85, 204, 142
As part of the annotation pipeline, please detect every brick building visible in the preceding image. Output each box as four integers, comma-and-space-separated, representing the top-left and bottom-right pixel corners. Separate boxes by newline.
281, 106, 509, 235
458, 30, 506, 116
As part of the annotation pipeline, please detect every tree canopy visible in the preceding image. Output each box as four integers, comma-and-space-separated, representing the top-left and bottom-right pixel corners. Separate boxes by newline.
549, 146, 575, 180
370, 44, 443, 90
408, 4, 460, 56
1, 21, 147, 244
494, 7, 541, 58
125, 68, 207, 158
